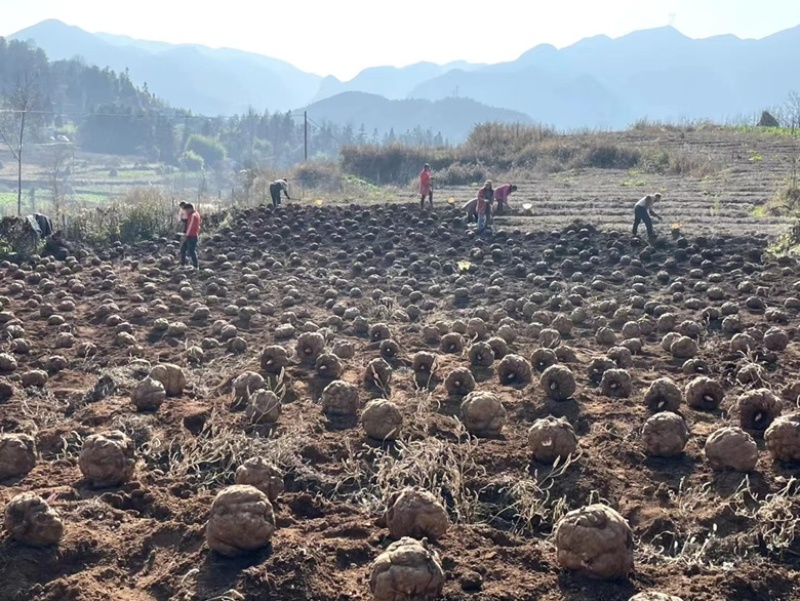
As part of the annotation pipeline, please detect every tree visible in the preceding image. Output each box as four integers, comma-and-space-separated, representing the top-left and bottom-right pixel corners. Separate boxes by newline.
185, 134, 226, 167
48, 143, 72, 223
785, 90, 800, 135
0, 72, 38, 216
179, 150, 204, 172
784, 91, 800, 196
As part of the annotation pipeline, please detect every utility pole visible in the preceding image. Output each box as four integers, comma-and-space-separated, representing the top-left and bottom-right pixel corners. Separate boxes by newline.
304, 111, 308, 161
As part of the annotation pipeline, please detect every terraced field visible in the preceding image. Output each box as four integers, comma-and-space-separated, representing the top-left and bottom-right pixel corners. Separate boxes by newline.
439, 128, 798, 236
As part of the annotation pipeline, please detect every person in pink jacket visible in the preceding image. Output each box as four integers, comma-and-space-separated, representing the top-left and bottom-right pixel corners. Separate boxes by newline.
493, 184, 517, 215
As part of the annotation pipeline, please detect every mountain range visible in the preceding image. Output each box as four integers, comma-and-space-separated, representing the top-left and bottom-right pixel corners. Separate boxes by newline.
8, 19, 800, 132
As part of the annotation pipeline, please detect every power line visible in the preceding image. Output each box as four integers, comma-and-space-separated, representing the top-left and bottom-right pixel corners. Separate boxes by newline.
306, 115, 343, 145
0, 108, 310, 120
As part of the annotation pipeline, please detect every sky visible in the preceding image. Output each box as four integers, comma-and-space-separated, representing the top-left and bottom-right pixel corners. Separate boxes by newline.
1, 0, 800, 80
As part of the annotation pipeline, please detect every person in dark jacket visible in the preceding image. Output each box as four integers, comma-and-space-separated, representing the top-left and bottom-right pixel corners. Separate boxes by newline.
26, 213, 53, 238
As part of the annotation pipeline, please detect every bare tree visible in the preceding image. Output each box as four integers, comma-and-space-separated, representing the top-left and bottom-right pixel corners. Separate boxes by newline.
785, 90, 800, 135
0, 72, 38, 216
48, 143, 72, 224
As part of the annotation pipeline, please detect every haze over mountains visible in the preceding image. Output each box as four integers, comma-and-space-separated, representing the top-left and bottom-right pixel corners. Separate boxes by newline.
8, 19, 800, 135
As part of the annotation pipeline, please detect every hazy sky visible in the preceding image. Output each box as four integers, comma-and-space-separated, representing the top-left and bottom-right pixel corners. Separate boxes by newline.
2, 0, 799, 79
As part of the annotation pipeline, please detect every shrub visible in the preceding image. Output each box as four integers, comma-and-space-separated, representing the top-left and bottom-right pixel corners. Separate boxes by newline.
341, 144, 437, 184
0, 217, 43, 261
179, 150, 204, 172
65, 188, 176, 246
579, 142, 640, 169
185, 134, 226, 166
436, 162, 488, 186
293, 161, 344, 190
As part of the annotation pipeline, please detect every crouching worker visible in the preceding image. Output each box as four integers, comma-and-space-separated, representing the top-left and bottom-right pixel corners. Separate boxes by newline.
493, 184, 517, 215
26, 213, 54, 238
633, 193, 663, 238
463, 197, 478, 223
270, 179, 291, 208
180, 203, 201, 269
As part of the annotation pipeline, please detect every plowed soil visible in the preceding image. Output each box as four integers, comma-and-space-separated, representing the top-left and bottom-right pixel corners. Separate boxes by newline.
1, 203, 800, 601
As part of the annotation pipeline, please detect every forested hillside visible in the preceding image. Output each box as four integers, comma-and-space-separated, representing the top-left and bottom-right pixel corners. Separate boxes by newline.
0, 38, 459, 170
0, 37, 160, 121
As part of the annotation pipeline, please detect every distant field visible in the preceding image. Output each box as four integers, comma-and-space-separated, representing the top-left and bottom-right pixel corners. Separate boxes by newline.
428, 127, 798, 237
0, 127, 798, 236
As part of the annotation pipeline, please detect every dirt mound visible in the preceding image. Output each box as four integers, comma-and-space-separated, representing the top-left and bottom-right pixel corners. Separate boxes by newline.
0, 202, 799, 600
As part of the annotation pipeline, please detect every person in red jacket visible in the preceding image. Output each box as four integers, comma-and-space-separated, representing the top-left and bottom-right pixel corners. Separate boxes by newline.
419, 163, 433, 209
181, 203, 201, 269
493, 184, 517, 215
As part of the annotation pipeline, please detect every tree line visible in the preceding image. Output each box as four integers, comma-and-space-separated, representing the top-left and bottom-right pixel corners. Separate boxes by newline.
1, 37, 449, 177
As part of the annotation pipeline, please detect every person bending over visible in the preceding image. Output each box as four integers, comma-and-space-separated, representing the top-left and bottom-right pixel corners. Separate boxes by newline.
493, 184, 517, 215
476, 180, 494, 234
270, 179, 291, 208
633, 193, 663, 238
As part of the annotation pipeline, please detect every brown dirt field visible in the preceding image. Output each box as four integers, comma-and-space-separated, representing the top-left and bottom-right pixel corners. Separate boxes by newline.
2, 202, 800, 601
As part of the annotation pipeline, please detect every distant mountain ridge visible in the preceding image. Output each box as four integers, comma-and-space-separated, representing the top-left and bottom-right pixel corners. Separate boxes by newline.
311, 61, 484, 103
8, 19, 800, 130
305, 92, 532, 143
9, 19, 320, 115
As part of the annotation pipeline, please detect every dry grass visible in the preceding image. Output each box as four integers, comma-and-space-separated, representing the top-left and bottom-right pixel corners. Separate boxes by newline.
65, 187, 179, 245
331, 417, 485, 522
640, 475, 800, 568
493, 453, 577, 535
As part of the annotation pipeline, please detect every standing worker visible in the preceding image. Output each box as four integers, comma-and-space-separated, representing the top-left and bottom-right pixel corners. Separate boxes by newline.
270, 179, 291, 208
493, 184, 518, 215
632, 193, 663, 238
181, 203, 201, 270
419, 164, 433, 209
476, 180, 494, 234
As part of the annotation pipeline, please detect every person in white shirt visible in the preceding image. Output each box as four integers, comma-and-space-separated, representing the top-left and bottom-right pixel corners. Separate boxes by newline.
633, 193, 663, 238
